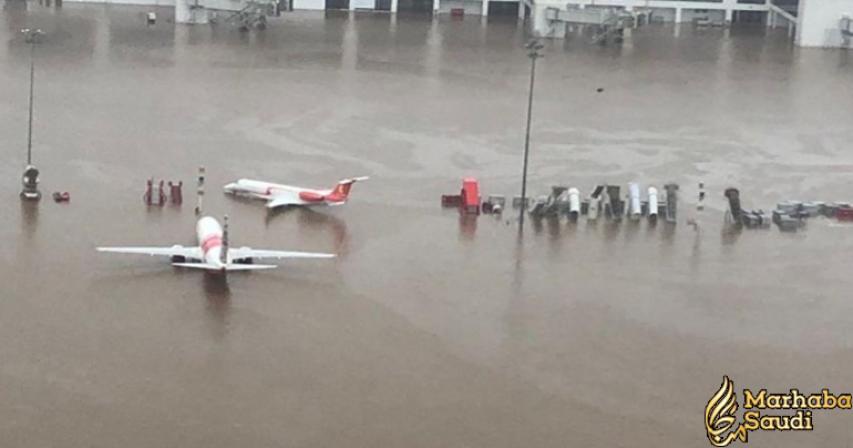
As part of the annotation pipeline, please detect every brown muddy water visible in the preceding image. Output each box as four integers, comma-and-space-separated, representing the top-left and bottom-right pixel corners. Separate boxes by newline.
2, 2, 853, 447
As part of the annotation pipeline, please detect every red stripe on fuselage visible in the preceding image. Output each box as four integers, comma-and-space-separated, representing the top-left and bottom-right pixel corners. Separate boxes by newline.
201, 235, 222, 255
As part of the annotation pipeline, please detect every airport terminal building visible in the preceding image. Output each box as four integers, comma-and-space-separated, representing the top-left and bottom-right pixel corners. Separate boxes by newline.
57, 0, 853, 48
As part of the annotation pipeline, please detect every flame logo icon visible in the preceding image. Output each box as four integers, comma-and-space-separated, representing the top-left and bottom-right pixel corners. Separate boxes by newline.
706, 376, 748, 446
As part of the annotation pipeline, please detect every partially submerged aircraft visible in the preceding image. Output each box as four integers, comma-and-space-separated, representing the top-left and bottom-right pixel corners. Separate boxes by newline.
97, 216, 334, 273
223, 176, 369, 209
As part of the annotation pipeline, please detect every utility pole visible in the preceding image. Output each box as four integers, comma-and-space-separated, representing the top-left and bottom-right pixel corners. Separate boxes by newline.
195, 166, 206, 215
20, 28, 44, 201
518, 39, 543, 233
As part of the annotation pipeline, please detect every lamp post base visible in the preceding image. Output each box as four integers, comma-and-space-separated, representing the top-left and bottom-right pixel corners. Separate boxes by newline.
21, 165, 41, 201
20, 190, 42, 201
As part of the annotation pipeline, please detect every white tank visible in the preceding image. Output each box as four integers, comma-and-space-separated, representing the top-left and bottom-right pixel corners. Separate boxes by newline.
648, 187, 658, 220
628, 183, 642, 220
568, 188, 581, 220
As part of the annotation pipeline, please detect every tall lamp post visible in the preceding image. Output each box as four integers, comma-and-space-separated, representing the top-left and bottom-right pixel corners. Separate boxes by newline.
20, 28, 45, 201
518, 39, 543, 233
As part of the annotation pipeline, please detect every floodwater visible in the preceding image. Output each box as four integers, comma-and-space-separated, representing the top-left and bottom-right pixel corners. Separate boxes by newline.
1, 2, 853, 447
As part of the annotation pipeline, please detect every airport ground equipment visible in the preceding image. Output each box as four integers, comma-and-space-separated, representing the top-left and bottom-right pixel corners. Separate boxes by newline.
603, 185, 624, 221
772, 211, 803, 232
741, 211, 771, 228
460, 178, 481, 214
723, 188, 770, 229
223, 0, 275, 31
169, 181, 183, 205
512, 196, 530, 209
543, 6, 648, 43
567, 188, 581, 222
724, 188, 743, 225
584, 185, 605, 220
528, 186, 571, 219
482, 195, 506, 214
664, 183, 679, 224
627, 183, 641, 220
144, 178, 167, 206
646, 187, 659, 223
837, 207, 853, 222
442, 178, 481, 215
528, 196, 550, 218
52, 191, 70, 203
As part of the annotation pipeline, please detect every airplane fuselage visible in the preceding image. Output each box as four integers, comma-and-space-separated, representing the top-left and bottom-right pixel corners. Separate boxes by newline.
224, 179, 300, 196
197, 216, 225, 269
223, 179, 348, 207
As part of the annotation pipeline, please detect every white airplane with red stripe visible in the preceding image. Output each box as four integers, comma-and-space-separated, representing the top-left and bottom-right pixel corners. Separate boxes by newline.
223, 176, 369, 209
97, 216, 334, 273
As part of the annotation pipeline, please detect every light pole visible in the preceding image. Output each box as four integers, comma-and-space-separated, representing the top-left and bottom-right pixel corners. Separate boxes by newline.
518, 39, 543, 233
20, 28, 45, 201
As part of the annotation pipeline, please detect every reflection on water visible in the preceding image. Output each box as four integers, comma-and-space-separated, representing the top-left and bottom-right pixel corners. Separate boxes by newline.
602, 220, 620, 242
545, 217, 560, 240
267, 207, 350, 256
511, 226, 525, 290
297, 208, 349, 256
660, 222, 676, 245
623, 219, 640, 243
20, 200, 39, 241
689, 226, 702, 270
202, 273, 231, 339
529, 216, 543, 235
458, 213, 477, 240
720, 222, 743, 246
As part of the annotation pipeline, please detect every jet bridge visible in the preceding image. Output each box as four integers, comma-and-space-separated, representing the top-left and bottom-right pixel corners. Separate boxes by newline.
543, 5, 647, 42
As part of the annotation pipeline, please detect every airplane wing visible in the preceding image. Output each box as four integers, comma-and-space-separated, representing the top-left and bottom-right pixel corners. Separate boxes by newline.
266, 196, 303, 209
229, 247, 336, 261
97, 245, 202, 259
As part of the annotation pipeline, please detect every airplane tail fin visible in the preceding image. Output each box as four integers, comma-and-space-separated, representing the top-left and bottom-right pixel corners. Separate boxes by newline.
328, 176, 369, 202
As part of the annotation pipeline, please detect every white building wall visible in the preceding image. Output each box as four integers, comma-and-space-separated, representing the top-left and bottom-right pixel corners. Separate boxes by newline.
351, 0, 375, 9
293, 0, 325, 9
797, 0, 853, 47
63, 0, 175, 5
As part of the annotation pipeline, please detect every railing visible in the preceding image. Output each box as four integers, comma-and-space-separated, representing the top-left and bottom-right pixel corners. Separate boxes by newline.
769, 0, 797, 17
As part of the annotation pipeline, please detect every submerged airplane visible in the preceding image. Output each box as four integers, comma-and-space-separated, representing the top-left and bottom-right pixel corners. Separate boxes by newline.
97, 216, 334, 273
223, 176, 369, 209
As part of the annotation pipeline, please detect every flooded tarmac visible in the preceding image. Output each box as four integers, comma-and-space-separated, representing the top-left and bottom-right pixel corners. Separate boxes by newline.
2, 3, 853, 446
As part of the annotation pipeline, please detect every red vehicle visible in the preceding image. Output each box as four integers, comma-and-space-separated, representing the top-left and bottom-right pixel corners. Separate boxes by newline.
837, 208, 853, 222
52, 192, 70, 203
441, 178, 481, 214
460, 178, 480, 215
